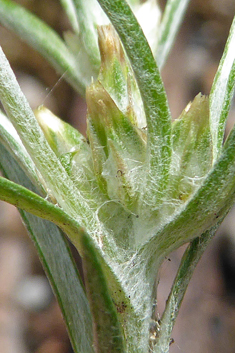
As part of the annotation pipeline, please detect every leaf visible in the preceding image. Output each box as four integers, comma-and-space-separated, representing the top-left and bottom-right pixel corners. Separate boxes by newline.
0, 45, 93, 225
0, 175, 78, 240
156, 0, 191, 69
96, 0, 172, 203
0, 109, 45, 193
0, 0, 87, 93
81, 233, 125, 353
209, 14, 235, 162
0, 143, 94, 353
59, 0, 79, 32
132, 0, 161, 56
72, 0, 106, 70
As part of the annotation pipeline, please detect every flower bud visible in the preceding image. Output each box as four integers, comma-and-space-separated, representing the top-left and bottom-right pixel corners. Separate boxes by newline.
168, 93, 213, 206
86, 25, 147, 212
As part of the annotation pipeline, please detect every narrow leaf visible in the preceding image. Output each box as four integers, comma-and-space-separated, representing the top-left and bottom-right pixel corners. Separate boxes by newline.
96, 0, 172, 198
0, 45, 93, 225
0, 143, 94, 353
0, 109, 45, 192
81, 233, 125, 353
0, 175, 87, 249
209, 15, 235, 162
0, 0, 87, 93
132, 0, 161, 56
59, 0, 79, 32
72, 0, 106, 70
156, 0, 191, 69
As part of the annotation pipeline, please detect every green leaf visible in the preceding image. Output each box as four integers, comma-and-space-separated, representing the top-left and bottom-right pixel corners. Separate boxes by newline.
132, 0, 161, 56
156, 0, 191, 69
96, 0, 172, 203
0, 109, 45, 193
0, 0, 88, 93
59, 0, 79, 32
0, 175, 84, 245
209, 15, 235, 162
0, 153, 93, 256
72, 0, 105, 71
0, 143, 94, 353
81, 233, 125, 352
0, 45, 93, 226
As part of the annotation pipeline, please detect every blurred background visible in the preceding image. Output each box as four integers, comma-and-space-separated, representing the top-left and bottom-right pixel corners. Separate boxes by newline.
0, 0, 235, 352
